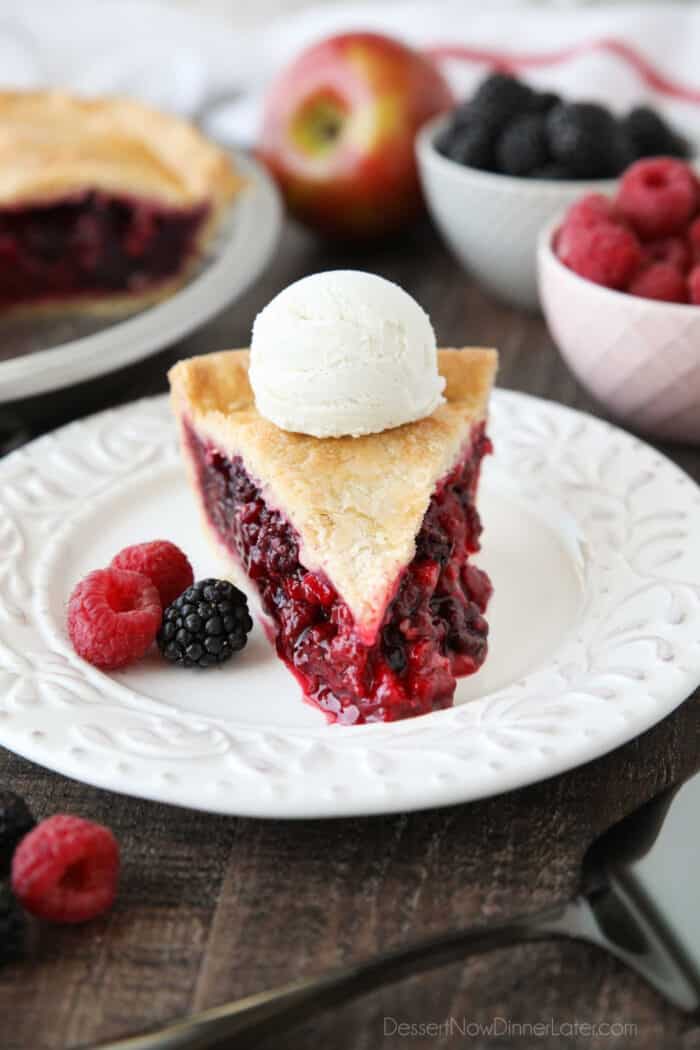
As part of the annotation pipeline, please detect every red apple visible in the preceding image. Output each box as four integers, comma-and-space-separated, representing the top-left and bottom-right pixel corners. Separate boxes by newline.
257, 32, 453, 239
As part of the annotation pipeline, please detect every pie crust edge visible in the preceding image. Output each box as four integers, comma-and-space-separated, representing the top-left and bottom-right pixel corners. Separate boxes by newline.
170, 347, 498, 633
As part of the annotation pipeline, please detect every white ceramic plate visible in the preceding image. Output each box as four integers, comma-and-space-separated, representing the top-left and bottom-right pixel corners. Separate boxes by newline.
0, 151, 282, 402
1, 390, 700, 818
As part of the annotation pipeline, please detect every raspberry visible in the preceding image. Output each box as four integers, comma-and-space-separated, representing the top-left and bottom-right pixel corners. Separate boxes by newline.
688, 265, 700, 305
557, 221, 642, 290
627, 262, 688, 303
617, 158, 697, 239
688, 217, 700, 262
111, 540, 194, 608
67, 568, 161, 669
563, 193, 620, 231
0, 791, 35, 876
642, 236, 690, 273
11, 815, 119, 924
496, 113, 549, 176
0, 882, 25, 963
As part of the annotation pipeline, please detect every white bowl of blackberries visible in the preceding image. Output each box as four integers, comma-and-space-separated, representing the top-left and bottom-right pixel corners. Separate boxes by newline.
416, 72, 691, 311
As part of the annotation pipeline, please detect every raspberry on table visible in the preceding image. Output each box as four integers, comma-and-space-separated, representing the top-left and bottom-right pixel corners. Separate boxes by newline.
0, 790, 35, 876
617, 158, 697, 239
157, 578, 253, 668
687, 265, 700, 305
67, 567, 161, 669
628, 262, 688, 303
11, 814, 119, 924
496, 113, 549, 176
111, 540, 194, 608
557, 220, 642, 290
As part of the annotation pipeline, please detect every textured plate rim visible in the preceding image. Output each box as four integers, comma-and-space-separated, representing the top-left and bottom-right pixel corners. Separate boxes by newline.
1, 389, 700, 818
0, 150, 282, 402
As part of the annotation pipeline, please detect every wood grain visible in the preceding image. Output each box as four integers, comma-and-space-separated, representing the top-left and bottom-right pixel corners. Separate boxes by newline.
1, 220, 699, 1050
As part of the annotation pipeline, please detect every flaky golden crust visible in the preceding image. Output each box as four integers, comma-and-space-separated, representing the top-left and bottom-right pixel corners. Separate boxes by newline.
170, 347, 498, 637
0, 90, 242, 209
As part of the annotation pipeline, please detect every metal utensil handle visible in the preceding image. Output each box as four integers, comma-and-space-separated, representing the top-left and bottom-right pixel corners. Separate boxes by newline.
96, 903, 568, 1050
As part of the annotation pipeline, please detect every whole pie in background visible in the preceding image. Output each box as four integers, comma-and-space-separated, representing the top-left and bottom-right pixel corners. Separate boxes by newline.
0, 91, 243, 315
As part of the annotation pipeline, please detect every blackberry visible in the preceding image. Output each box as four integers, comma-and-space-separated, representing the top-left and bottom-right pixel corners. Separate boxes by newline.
381, 625, 407, 676
471, 73, 535, 127
623, 106, 690, 161
0, 883, 25, 964
530, 90, 561, 114
546, 102, 621, 178
436, 117, 494, 170
0, 790, 35, 876
496, 113, 549, 176
528, 162, 573, 180
157, 578, 253, 668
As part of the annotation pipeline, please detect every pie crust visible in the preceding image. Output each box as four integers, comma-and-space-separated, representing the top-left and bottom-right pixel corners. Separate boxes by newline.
170, 347, 497, 638
0, 90, 243, 314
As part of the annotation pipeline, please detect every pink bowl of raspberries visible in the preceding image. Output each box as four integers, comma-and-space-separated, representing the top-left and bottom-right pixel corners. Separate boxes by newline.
538, 157, 700, 443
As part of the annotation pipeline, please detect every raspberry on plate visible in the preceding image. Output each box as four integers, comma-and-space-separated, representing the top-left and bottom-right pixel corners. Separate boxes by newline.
111, 540, 194, 607
557, 220, 642, 290
628, 262, 688, 303
12, 814, 119, 924
67, 567, 161, 669
688, 265, 700, 305
617, 158, 697, 239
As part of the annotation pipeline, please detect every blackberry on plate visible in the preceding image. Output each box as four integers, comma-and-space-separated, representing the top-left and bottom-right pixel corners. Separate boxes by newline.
0, 882, 25, 964
623, 105, 690, 160
471, 72, 535, 127
546, 102, 621, 178
158, 578, 253, 668
0, 790, 35, 876
496, 113, 549, 176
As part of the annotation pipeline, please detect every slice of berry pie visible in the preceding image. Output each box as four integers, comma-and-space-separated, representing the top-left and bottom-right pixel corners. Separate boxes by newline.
0, 91, 242, 314
170, 347, 497, 724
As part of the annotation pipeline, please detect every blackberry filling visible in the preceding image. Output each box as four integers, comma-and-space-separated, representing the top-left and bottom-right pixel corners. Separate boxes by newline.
186, 423, 492, 725
0, 190, 208, 307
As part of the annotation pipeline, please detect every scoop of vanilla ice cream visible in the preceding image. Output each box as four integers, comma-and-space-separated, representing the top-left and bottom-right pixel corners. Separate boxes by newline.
249, 270, 445, 438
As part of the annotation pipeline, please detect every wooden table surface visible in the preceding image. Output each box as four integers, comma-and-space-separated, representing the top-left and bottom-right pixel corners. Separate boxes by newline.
1, 219, 700, 1050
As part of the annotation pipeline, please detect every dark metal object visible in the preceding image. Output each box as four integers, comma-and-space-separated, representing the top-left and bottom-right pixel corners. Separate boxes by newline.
96, 778, 700, 1049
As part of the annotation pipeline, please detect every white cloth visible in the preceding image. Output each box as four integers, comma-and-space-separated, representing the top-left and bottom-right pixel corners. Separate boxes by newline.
3, 1, 700, 145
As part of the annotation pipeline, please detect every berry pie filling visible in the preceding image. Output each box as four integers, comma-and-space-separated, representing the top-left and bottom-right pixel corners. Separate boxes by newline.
0, 190, 209, 307
185, 422, 493, 725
